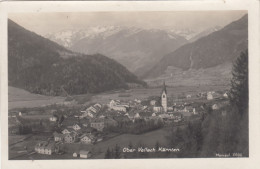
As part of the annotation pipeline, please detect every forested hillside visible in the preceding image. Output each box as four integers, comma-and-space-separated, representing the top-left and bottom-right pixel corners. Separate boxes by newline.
145, 14, 248, 78
8, 20, 145, 96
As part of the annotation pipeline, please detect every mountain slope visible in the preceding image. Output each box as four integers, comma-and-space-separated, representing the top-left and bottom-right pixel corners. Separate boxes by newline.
144, 14, 248, 79
8, 20, 145, 96
46, 27, 188, 76
189, 26, 222, 42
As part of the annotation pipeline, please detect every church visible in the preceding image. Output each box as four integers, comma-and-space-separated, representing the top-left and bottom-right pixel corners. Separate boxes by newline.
161, 81, 167, 112
152, 81, 169, 113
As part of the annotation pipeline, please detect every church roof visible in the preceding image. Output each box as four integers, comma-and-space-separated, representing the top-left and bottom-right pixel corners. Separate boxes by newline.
162, 81, 167, 94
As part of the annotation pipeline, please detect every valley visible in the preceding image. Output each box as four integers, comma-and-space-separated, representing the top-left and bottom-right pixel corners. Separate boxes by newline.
7, 11, 248, 160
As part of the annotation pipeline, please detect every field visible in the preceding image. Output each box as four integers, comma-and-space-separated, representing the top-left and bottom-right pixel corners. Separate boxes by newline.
8, 86, 65, 109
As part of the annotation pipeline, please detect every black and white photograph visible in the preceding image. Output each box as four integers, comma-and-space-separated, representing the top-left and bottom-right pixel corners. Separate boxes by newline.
1, 1, 260, 168
6, 10, 250, 160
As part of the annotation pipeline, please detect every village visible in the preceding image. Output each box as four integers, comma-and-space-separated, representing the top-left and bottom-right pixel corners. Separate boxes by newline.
8, 83, 229, 159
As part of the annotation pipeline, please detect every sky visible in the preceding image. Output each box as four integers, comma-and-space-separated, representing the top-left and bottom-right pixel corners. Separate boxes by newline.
9, 11, 247, 36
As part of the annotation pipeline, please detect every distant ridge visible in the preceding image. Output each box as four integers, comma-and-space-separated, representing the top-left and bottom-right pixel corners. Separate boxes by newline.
144, 14, 248, 79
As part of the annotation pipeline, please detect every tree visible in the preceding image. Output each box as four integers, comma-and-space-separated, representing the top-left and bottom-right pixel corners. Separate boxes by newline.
155, 141, 160, 151
105, 147, 111, 159
128, 142, 133, 149
229, 49, 248, 116
114, 144, 121, 159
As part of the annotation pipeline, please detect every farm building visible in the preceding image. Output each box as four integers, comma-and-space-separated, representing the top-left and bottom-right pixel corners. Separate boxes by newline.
64, 133, 78, 143
35, 141, 58, 155
79, 150, 91, 158
53, 132, 65, 142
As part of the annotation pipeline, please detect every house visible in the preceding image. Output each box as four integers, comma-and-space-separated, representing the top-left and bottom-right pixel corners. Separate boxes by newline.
109, 100, 128, 112
192, 108, 197, 115
50, 115, 58, 122
90, 120, 105, 131
207, 92, 214, 100
64, 133, 78, 143
153, 106, 162, 113
186, 94, 192, 99
134, 113, 140, 119
99, 115, 105, 119
81, 105, 100, 118
35, 141, 57, 155
223, 92, 228, 98
79, 150, 90, 158
104, 117, 118, 127
73, 124, 81, 131
134, 99, 141, 104
111, 106, 126, 112
62, 129, 72, 134
167, 107, 173, 111
80, 134, 95, 144
184, 106, 193, 112
53, 132, 64, 142
212, 104, 219, 110
87, 106, 97, 113
94, 103, 102, 109
150, 100, 156, 106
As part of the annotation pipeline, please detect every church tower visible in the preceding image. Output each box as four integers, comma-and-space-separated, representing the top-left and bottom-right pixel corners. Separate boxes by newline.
161, 81, 167, 112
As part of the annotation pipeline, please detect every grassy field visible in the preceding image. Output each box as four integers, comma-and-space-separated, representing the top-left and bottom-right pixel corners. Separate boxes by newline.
8, 86, 65, 109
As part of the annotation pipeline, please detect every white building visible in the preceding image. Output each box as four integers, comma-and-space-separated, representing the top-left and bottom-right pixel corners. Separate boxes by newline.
150, 100, 156, 106
161, 82, 167, 112
207, 92, 214, 100
80, 150, 90, 158
223, 92, 228, 98
108, 100, 128, 112
153, 106, 162, 113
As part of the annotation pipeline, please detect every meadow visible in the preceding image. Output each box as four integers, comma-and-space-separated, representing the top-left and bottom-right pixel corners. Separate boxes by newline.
8, 86, 65, 109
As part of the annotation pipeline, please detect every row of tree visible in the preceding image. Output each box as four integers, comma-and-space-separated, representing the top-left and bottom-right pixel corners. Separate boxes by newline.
104, 118, 164, 134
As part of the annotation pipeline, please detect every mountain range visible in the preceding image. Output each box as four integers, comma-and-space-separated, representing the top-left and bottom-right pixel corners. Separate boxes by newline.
144, 14, 248, 86
8, 20, 146, 96
45, 27, 189, 76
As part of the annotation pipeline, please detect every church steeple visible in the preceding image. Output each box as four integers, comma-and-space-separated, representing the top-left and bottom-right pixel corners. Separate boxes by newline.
162, 81, 167, 94
161, 81, 167, 112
